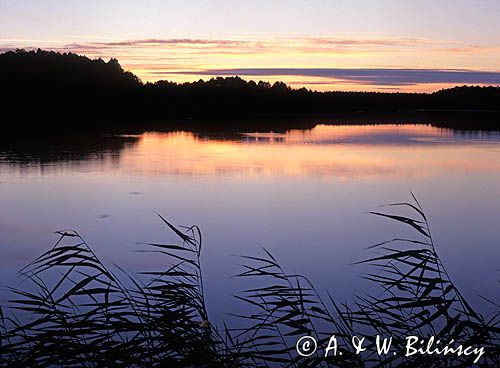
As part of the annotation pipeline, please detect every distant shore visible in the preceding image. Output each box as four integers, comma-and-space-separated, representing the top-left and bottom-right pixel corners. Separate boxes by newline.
2, 49, 500, 132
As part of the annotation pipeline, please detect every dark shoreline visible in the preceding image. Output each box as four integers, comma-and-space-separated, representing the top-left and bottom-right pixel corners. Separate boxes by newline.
4, 110, 499, 137
2, 50, 500, 133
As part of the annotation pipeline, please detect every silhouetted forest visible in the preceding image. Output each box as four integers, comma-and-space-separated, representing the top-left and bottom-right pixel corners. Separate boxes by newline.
1, 49, 500, 131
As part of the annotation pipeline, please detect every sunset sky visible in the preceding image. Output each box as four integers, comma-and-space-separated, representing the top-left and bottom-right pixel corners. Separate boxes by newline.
1, 0, 500, 92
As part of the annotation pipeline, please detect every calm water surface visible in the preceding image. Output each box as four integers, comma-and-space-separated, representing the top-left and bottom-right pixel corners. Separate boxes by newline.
1, 124, 499, 319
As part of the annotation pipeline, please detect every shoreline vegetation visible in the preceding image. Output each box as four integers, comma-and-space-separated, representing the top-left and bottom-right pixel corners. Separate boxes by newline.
0, 197, 498, 367
1, 49, 500, 133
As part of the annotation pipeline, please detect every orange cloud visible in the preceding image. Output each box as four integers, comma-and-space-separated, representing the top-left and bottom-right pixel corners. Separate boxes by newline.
2, 35, 500, 91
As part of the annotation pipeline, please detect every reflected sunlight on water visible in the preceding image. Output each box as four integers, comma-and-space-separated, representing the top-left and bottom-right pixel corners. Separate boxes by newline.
1, 123, 499, 318
117, 125, 500, 178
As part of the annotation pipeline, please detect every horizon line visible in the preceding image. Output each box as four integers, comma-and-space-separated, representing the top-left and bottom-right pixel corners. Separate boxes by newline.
2, 48, 500, 94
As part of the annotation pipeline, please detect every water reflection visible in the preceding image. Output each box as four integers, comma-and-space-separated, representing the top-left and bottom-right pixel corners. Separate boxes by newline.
0, 124, 500, 177
116, 125, 499, 178
3, 124, 499, 179
1, 123, 499, 318
0, 133, 138, 175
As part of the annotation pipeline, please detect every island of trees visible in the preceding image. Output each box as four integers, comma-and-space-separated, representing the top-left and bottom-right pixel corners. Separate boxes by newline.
1, 49, 499, 131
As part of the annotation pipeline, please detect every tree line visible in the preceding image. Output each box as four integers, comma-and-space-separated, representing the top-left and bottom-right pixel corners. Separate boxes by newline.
1, 49, 499, 130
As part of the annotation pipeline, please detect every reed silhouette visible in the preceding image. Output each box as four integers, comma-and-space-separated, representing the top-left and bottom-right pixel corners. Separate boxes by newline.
2, 49, 500, 132
0, 196, 498, 367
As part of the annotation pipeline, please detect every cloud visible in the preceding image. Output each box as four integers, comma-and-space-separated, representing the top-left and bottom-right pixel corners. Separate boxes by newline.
439, 45, 500, 53
53, 36, 431, 56
61, 39, 263, 55
66, 38, 248, 49
168, 68, 500, 86
6, 36, 497, 63
305, 37, 428, 47
3, 37, 499, 88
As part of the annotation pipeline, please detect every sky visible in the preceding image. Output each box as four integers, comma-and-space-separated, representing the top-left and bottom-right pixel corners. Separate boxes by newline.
1, 0, 500, 92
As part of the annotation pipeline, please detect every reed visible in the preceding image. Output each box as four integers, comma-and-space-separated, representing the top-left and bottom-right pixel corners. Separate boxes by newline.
0, 196, 498, 367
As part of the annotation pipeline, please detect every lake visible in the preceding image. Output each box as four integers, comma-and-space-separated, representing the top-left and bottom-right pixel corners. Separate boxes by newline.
1, 123, 499, 322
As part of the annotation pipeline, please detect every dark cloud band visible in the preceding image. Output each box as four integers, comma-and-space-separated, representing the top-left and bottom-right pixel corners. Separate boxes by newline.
171, 68, 500, 86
